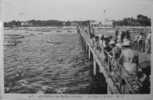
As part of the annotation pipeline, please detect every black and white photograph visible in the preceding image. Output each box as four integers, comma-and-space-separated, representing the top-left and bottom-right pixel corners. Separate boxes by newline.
0, 0, 152, 99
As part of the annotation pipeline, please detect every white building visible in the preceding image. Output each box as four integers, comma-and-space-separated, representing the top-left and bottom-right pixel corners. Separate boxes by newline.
21, 21, 32, 26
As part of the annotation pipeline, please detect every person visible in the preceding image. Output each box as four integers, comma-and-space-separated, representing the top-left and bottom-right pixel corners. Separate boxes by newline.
117, 30, 122, 43
107, 39, 116, 72
100, 35, 111, 64
109, 39, 116, 51
97, 34, 102, 52
115, 30, 119, 43
110, 31, 123, 71
118, 40, 140, 93
125, 30, 131, 40
95, 35, 99, 50
119, 40, 139, 76
99, 34, 104, 52
89, 28, 95, 38
138, 32, 145, 52
103, 35, 112, 52
110, 40, 122, 73
77, 25, 80, 33
91, 34, 95, 48
145, 32, 151, 53
115, 30, 124, 48
133, 34, 140, 50
89, 24, 96, 48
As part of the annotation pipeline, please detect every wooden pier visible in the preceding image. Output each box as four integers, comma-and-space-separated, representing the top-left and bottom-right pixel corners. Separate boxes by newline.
78, 28, 120, 94
78, 26, 151, 94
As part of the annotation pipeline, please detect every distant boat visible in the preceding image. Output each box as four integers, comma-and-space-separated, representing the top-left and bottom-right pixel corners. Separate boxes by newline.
46, 40, 62, 45
5, 34, 24, 39
4, 40, 22, 46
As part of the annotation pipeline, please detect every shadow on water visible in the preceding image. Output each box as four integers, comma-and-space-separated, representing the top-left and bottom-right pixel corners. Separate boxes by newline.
88, 64, 107, 94
78, 35, 107, 94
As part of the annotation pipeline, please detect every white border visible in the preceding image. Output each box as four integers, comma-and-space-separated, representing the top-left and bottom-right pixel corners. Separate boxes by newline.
0, 1, 153, 100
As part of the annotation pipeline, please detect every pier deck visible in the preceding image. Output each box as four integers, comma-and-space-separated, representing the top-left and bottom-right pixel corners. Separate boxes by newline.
79, 29, 120, 93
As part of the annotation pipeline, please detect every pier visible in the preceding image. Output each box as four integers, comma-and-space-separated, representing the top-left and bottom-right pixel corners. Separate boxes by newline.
78, 25, 151, 94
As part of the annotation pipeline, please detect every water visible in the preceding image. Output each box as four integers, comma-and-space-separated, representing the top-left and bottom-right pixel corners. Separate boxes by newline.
4, 27, 93, 94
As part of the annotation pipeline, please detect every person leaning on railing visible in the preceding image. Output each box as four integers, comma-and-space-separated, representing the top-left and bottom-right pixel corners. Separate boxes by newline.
118, 39, 143, 93
100, 35, 111, 65
94, 35, 99, 50
119, 40, 139, 76
145, 32, 151, 53
100, 35, 116, 71
109, 39, 121, 72
133, 34, 139, 50
137, 32, 146, 52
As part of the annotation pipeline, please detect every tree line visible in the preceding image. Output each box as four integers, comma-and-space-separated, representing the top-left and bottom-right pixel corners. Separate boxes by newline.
4, 14, 151, 27
4, 20, 88, 27
113, 14, 151, 26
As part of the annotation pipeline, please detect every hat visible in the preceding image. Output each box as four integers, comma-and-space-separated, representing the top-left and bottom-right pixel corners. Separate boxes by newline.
116, 43, 122, 47
103, 35, 109, 38
109, 40, 115, 45
122, 40, 131, 46
98, 34, 102, 37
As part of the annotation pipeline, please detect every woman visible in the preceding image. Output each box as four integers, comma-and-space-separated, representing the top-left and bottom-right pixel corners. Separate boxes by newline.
119, 40, 139, 76
138, 32, 145, 52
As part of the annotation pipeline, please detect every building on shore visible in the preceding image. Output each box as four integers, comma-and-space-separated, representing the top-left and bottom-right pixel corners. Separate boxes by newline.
21, 21, 33, 27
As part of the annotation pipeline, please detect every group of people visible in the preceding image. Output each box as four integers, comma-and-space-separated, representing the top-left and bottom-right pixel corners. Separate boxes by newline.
134, 32, 151, 53
87, 28, 149, 93
90, 30, 139, 75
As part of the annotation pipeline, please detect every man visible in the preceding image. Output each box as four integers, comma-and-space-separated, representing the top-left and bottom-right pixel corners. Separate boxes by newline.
96, 34, 103, 52
100, 35, 111, 64
111, 40, 122, 73
145, 32, 151, 53
95, 35, 99, 50
109, 39, 116, 51
138, 32, 145, 52
91, 34, 95, 48
115, 30, 124, 48
77, 25, 80, 33
117, 30, 122, 43
134, 34, 140, 50
119, 40, 140, 93
102, 35, 111, 52
119, 40, 139, 76
115, 30, 119, 43
99, 34, 104, 52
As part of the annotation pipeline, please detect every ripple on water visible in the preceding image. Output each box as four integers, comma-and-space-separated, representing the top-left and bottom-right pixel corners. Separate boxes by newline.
4, 27, 92, 93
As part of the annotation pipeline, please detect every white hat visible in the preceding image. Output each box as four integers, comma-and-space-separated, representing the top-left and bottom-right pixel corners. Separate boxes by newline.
109, 40, 115, 45
116, 43, 122, 47
103, 35, 109, 38
98, 34, 102, 37
122, 40, 131, 46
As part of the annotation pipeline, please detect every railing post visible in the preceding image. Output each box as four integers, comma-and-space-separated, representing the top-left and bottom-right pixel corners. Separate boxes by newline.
86, 44, 88, 53
107, 84, 111, 94
88, 49, 91, 60
93, 59, 96, 76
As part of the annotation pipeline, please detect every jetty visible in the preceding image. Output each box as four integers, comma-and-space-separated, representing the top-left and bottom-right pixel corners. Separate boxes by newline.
78, 25, 151, 94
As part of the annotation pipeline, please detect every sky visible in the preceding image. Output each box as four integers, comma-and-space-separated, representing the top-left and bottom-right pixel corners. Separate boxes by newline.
1, 0, 153, 21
